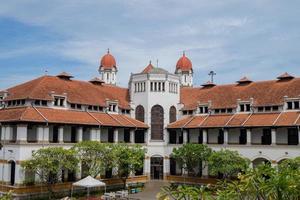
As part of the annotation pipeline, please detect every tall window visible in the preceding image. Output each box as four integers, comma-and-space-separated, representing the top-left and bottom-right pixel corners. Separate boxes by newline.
169, 106, 177, 123
151, 105, 164, 140
135, 105, 145, 122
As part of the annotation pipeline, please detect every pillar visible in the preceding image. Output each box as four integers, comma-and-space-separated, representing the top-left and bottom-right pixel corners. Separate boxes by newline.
114, 129, 119, 143
96, 128, 101, 141
1, 126, 6, 141
58, 126, 64, 143
271, 128, 276, 145
224, 129, 228, 145
76, 127, 83, 142
16, 124, 27, 143
183, 130, 188, 144
164, 157, 170, 179
130, 129, 135, 143
202, 129, 207, 144
144, 130, 148, 144
246, 129, 251, 145
90, 129, 97, 141
37, 126, 49, 142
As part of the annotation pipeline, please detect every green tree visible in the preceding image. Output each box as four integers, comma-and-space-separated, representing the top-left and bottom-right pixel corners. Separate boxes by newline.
112, 144, 146, 189
172, 144, 212, 176
208, 149, 249, 179
157, 184, 213, 200
216, 157, 300, 200
21, 147, 78, 199
72, 141, 115, 178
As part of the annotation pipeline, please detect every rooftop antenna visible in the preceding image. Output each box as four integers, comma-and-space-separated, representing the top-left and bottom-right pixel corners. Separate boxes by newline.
208, 70, 216, 83
156, 59, 159, 68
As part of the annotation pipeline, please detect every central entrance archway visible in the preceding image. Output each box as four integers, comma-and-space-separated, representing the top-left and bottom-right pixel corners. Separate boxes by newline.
150, 156, 164, 180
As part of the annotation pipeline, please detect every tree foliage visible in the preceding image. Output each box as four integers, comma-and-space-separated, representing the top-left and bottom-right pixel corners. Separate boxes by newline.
172, 144, 212, 176
72, 141, 115, 178
112, 144, 146, 188
208, 149, 250, 179
21, 147, 78, 198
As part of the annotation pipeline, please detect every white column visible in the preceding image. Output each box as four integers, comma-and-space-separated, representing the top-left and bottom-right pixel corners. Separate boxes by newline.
164, 157, 170, 178
130, 129, 135, 143
76, 127, 83, 142
44, 126, 49, 142
271, 128, 276, 145
1, 126, 6, 141
144, 130, 148, 144
114, 129, 119, 143
202, 129, 207, 144
58, 126, 64, 143
247, 129, 251, 145
90, 129, 97, 141
183, 130, 188, 144
144, 157, 150, 179
96, 128, 101, 142
224, 129, 228, 145
16, 124, 27, 143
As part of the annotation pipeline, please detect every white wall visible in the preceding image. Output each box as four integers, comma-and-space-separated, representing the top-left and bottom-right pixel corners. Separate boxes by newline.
207, 129, 219, 144
228, 128, 240, 144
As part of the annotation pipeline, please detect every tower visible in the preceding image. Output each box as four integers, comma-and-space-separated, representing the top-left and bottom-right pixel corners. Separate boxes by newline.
99, 49, 117, 85
175, 52, 193, 87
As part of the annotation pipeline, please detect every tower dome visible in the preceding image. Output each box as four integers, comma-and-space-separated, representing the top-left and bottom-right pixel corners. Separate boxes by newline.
98, 49, 118, 85
176, 52, 192, 72
175, 52, 193, 87
99, 49, 117, 70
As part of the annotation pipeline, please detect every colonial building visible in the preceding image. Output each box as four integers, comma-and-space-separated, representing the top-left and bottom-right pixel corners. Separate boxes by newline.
0, 50, 299, 189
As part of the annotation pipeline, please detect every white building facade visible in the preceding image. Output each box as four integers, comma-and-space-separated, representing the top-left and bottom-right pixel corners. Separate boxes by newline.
0, 51, 299, 192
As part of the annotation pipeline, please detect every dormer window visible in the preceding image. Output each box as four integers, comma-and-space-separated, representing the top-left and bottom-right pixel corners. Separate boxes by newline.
199, 105, 209, 114
286, 99, 300, 110
239, 103, 251, 112
257, 106, 280, 112
54, 96, 65, 107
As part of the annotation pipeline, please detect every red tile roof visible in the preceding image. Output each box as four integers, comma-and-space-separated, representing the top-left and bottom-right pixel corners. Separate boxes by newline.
99, 50, 117, 70
5, 75, 130, 109
181, 77, 300, 110
167, 112, 300, 129
0, 106, 147, 128
176, 52, 192, 72
141, 62, 155, 73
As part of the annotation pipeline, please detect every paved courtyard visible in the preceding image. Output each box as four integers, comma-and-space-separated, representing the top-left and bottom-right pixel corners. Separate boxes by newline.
130, 180, 169, 200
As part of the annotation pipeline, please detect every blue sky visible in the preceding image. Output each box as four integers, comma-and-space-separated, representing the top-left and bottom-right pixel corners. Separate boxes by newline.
0, 0, 300, 89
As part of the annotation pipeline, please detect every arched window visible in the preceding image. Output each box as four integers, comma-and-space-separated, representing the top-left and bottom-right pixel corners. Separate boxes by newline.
135, 105, 145, 122
151, 105, 164, 140
169, 106, 177, 123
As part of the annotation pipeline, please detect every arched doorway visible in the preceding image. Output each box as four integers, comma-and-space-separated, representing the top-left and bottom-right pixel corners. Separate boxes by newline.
151, 105, 164, 140
252, 157, 270, 168
8, 160, 16, 185
150, 156, 164, 180
135, 105, 145, 122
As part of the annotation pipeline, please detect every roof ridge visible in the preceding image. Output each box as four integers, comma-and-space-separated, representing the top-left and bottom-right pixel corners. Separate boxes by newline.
224, 113, 237, 127
86, 111, 103, 126
241, 112, 253, 126
182, 116, 196, 129
293, 112, 300, 125
31, 106, 48, 123
106, 112, 123, 126
198, 114, 210, 127
121, 115, 137, 128
272, 111, 283, 126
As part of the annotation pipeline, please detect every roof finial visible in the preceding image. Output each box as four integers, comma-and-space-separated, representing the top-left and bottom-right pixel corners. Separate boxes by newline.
183, 50, 185, 56
107, 48, 110, 54
156, 59, 159, 68
149, 60, 152, 64
208, 70, 216, 83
